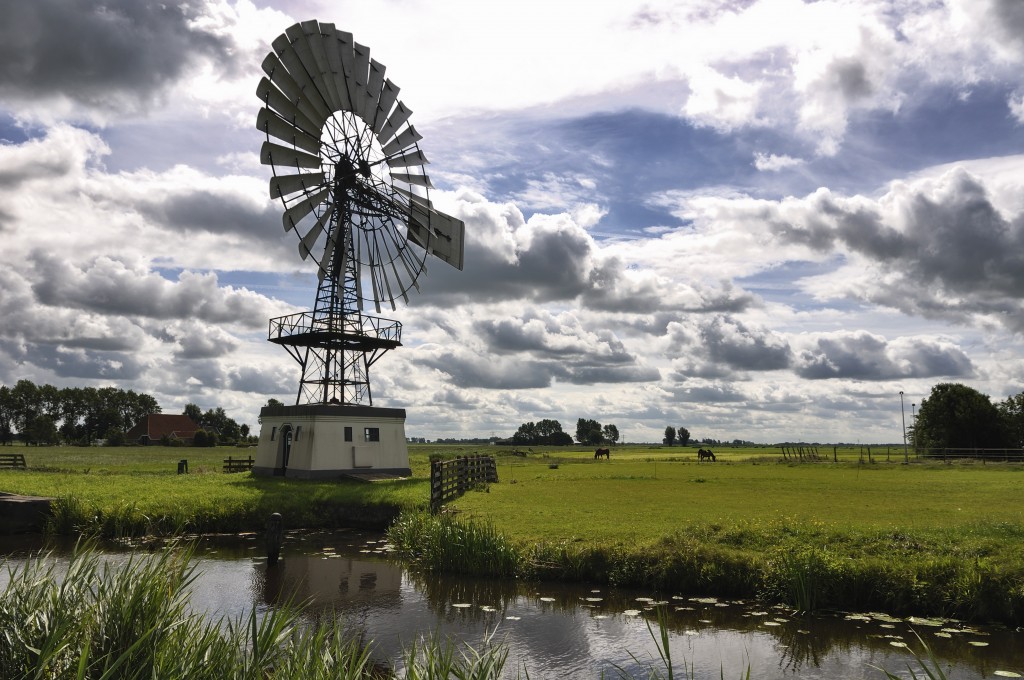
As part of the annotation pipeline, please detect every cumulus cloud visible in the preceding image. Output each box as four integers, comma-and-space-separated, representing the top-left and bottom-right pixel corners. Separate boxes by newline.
792, 331, 975, 380
0, 0, 234, 121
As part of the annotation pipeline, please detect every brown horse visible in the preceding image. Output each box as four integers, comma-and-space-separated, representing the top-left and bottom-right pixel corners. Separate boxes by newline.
594, 447, 610, 460
698, 448, 716, 462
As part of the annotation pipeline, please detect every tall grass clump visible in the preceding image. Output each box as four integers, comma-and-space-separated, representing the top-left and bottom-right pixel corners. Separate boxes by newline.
0, 543, 383, 679
387, 512, 522, 578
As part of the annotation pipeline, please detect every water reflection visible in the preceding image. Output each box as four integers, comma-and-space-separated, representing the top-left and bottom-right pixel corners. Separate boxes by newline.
3, 531, 1023, 680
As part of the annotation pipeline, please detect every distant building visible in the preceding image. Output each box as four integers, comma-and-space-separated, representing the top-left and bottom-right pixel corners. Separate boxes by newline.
126, 414, 200, 446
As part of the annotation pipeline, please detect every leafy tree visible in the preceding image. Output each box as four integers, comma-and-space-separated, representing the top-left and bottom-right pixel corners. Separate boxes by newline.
602, 424, 619, 445
998, 392, 1024, 448
10, 379, 41, 433
575, 418, 603, 446
0, 385, 13, 445
183, 403, 203, 422
663, 426, 676, 446
25, 414, 58, 445
677, 427, 690, 446
513, 419, 573, 445
266, 398, 285, 408
915, 383, 1009, 451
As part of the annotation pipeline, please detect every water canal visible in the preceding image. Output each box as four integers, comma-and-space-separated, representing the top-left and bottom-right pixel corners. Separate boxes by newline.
2, 529, 1022, 679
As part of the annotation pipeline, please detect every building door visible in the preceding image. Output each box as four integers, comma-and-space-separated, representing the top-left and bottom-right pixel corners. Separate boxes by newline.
279, 425, 293, 475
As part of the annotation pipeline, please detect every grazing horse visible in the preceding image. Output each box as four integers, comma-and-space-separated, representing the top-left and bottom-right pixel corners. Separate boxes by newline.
594, 447, 610, 460
698, 448, 716, 462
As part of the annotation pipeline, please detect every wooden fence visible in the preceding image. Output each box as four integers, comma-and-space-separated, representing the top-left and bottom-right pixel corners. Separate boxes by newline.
223, 455, 254, 473
430, 455, 498, 512
0, 453, 26, 469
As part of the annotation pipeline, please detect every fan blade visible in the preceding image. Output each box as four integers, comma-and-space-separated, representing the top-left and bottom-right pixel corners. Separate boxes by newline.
261, 141, 321, 170
367, 232, 383, 314
372, 80, 400, 134
387, 148, 429, 168
362, 58, 386, 124
273, 32, 332, 127
319, 24, 354, 112
257, 108, 321, 154
257, 78, 322, 139
317, 222, 338, 281
389, 171, 433, 188
261, 53, 327, 130
335, 30, 362, 114
270, 171, 326, 200
298, 205, 332, 260
377, 101, 413, 148
352, 230, 365, 309
299, 20, 343, 112
282, 187, 331, 231
394, 184, 432, 210
380, 125, 423, 156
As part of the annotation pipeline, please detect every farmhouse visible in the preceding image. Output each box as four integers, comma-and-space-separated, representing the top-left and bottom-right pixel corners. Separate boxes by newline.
126, 414, 200, 446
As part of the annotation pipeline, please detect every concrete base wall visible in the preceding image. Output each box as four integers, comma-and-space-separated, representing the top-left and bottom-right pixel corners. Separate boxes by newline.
254, 404, 410, 478
0, 493, 53, 534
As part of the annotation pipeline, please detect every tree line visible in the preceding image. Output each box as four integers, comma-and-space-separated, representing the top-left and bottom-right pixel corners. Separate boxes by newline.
510, 418, 620, 446
0, 379, 253, 447
0, 380, 160, 446
913, 383, 1024, 451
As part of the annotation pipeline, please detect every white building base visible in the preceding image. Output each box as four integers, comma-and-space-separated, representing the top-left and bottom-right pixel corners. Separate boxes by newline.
253, 404, 410, 478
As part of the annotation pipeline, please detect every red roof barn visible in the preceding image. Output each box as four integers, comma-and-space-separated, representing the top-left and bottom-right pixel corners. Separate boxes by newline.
126, 414, 200, 445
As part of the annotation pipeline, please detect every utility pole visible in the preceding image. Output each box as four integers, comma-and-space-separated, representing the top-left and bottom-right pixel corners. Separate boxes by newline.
900, 391, 908, 464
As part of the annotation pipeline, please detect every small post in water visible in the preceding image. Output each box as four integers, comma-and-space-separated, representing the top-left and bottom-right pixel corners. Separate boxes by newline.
266, 512, 283, 566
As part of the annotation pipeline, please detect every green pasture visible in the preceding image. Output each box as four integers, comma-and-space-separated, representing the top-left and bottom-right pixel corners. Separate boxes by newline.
3, 442, 1024, 622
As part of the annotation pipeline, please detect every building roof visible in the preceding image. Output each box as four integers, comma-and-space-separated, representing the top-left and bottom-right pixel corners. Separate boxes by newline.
126, 414, 200, 442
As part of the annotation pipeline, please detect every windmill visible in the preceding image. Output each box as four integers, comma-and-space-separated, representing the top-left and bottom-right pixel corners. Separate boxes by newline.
252, 20, 464, 478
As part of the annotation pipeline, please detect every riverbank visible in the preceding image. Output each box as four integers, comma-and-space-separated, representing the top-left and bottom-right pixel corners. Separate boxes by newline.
2, 443, 1022, 624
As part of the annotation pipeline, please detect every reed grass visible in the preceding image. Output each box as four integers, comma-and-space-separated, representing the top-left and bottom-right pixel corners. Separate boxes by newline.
0, 543, 514, 679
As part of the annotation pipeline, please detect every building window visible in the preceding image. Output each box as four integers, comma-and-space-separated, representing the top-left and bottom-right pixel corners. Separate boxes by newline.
364, 427, 380, 442
344, 426, 352, 442
270, 426, 277, 441
294, 426, 302, 442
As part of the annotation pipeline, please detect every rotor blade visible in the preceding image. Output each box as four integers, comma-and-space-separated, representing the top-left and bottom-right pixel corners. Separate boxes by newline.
299, 20, 343, 112
269, 171, 326, 200
374, 230, 398, 311
335, 30, 362, 114
352, 227, 364, 309
261, 53, 327, 131
389, 171, 433, 188
387, 148, 429, 168
362, 58, 386, 124
273, 31, 332, 127
261, 140, 322, 170
372, 80, 400, 134
282, 187, 330, 231
394, 184, 432, 209
366, 228, 383, 313
377, 101, 413, 148
319, 23, 354, 112
317, 221, 338, 281
282, 24, 336, 117
380, 125, 423, 157
257, 108, 321, 154
298, 202, 333, 259
257, 78, 322, 138
382, 223, 413, 305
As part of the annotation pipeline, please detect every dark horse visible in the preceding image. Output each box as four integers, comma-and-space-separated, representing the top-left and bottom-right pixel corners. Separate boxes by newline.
594, 447, 610, 460
698, 448, 716, 462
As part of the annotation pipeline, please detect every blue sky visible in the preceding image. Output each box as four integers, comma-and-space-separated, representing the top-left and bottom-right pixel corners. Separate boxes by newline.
0, 0, 1023, 443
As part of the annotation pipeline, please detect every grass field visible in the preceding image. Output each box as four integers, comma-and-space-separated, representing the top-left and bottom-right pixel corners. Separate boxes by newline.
2, 442, 1023, 623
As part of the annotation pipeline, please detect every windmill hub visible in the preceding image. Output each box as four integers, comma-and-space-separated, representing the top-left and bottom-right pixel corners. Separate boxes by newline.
251, 20, 465, 479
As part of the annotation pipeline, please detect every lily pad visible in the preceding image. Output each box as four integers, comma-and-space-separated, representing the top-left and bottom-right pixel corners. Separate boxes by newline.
623, 609, 642, 616
994, 672, 1022, 678
968, 641, 989, 647
539, 597, 556, 602
890, 641, 908, 648
452, 603, 471, 608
